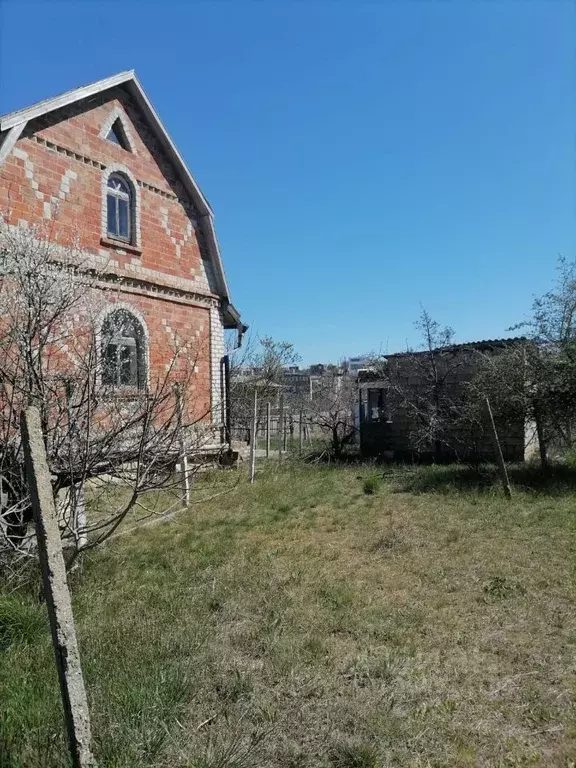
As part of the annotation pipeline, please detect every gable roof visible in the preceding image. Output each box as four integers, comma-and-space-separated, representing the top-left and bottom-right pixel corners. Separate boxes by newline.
0, 70, 242, 329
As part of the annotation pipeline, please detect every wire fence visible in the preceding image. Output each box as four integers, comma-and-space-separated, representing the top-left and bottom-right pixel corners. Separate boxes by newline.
231, 406, 320, 455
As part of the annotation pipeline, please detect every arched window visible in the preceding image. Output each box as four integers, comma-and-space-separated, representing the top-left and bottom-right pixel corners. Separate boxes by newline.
101, 310, 146, 389
106, 173, 132, 241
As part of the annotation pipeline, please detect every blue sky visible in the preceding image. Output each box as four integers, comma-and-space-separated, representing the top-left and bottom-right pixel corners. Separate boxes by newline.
1, 1, 574, 364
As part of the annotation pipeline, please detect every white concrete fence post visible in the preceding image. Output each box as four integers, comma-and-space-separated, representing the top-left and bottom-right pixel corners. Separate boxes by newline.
249, 387, 258, 483
21, 406, 96, 768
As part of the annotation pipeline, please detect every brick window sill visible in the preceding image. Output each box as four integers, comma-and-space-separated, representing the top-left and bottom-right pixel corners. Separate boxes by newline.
100, 237, 142, 256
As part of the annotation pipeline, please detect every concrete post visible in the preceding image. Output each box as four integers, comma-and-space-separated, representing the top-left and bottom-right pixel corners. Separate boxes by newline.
278, 392, 284, 462
175, 385, 190, 507
249, 388, 258, 483
21, 407, 96, 768
266, 402, 271, 458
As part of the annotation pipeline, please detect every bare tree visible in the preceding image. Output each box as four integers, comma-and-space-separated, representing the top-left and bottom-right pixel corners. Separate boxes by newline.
303, 372, 357, 459
227, 335, 300, 442
469, 256, 576, 464
0, 217, 220, 580
371, 308, 483, 462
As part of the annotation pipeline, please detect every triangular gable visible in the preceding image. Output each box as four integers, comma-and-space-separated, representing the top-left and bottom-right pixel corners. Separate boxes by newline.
0, 71, 242, 330
107, 123, 125, 146
100, 106, 135, 152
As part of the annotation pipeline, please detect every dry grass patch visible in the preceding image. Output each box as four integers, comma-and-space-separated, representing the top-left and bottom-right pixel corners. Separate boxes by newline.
1, 462, 576, 766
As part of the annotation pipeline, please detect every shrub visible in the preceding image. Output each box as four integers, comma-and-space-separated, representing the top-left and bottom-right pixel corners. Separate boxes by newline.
328, 741, 381, 768
363, 476, 380, 495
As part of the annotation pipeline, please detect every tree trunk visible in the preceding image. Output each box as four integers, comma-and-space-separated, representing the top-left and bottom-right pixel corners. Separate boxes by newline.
534, 406, 548, 469
332, 426, 342, 458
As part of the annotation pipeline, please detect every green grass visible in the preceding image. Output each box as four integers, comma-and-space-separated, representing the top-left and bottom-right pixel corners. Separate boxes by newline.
1, 462, 576, 766
362, 476, 380, 495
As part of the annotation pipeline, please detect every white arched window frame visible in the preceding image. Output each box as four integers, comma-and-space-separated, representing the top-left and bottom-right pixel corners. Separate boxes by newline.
101, 164, 141, 248
107, 174, 132, 241
98, 305, 149, 390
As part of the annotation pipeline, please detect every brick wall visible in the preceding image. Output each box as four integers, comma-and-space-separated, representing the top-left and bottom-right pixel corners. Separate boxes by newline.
0, 86, 226, 425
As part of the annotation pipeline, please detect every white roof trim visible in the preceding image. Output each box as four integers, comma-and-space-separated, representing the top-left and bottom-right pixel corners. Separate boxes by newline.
0, 123, 25, 165
0, 71, 136, 131
0, 70, 241, 326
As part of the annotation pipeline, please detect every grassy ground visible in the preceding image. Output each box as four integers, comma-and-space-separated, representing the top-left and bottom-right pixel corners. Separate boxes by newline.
1, 461, 575, 767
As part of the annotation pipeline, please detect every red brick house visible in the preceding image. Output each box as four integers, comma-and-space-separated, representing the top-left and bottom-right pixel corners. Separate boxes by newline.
0, 70, 244, 438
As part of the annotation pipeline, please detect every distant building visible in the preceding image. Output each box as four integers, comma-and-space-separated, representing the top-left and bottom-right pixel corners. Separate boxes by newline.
283, 368, 313, 398
347, 356, 372, 375
357, 339, 528, 462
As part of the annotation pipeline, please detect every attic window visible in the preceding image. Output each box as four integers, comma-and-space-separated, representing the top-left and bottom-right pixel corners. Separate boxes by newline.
106, 119, 131, 151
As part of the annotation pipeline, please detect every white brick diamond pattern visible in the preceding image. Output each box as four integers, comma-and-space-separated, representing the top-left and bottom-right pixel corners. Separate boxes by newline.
159, 207, 196, 261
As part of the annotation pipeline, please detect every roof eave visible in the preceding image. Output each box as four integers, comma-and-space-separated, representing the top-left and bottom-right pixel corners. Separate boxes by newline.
0, 70, 136, 130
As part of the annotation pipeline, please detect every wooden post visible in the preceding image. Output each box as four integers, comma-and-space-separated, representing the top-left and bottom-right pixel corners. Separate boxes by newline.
298, 410, 303, 455
278, 392, 284, 461
249, 388, 258, 483
20, 407, 96, 768
266, 402, 271, 458
484, 397, 512, 499
175, 384, 190, 507
283, 414, 288, 452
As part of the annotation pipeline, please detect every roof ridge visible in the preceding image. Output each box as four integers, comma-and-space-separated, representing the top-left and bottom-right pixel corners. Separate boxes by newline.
0, 70, 135, 126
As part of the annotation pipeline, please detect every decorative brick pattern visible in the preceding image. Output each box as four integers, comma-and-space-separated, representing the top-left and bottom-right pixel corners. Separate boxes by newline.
0, 89, 230, 425
12, 145, 78, 219
30, 134, 106, 169
159, 205, 196, 261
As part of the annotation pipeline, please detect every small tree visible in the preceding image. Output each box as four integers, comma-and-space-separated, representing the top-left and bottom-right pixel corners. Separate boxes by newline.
304, 372, 357, 458
228, 335, 300, 442
373, 308, 482, 462
470, 256, 576, 464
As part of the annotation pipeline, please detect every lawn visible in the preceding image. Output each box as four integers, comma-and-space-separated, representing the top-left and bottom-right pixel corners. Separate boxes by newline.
1, 462, 576, 767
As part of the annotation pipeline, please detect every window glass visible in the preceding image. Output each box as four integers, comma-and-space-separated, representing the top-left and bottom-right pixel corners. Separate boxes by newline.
106, 174, 131, 241
367, 389, 387, 422
107, 195, 116, 236
101, 311, 145, 389
118, 198, 129, 239
119, 344, 135, 386
103, 343, 117, 385
107, 126, 122, 145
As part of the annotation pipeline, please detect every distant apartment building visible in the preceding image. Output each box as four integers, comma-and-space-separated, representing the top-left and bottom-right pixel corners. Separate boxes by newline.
346, 356, 373, 375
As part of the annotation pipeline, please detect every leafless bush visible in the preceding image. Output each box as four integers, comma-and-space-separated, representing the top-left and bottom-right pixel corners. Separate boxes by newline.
0, 216, 220, 581
302, 373, 357, 458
